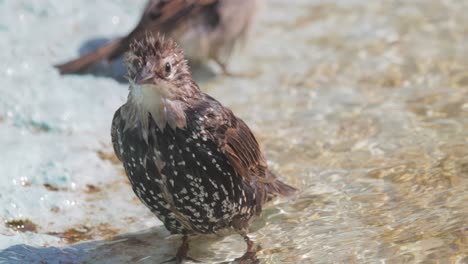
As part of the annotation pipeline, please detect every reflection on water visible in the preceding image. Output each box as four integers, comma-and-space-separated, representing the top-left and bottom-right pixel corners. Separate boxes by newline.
0, 0, 467, 263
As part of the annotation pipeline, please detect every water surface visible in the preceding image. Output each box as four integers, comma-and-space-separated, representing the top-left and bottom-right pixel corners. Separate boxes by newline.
0, 0, 467, 263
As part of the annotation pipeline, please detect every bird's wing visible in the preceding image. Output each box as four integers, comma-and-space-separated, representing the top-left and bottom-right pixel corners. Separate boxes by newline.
220, 117, 267, 181
196, 96, 297, 206
194, 94, 268, 182
142, 0, 218, 24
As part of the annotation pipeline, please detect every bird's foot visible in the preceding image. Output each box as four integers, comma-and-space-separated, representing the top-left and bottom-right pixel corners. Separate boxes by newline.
233, 251, 260, 264
160, 257, 176, 264
161, 235, 200, 264
160, 256, 200, 264
232, 235, 260, 264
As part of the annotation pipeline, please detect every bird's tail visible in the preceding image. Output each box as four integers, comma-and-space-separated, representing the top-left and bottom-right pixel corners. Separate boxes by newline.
263, 170, 297, 201
54, 38, 123, 74
254, 170, 296, 213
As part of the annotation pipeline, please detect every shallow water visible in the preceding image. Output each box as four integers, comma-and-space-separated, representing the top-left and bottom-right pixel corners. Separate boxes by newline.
0, 0, 467, 263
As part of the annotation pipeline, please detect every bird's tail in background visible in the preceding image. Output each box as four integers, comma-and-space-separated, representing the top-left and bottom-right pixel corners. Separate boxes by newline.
54, 38, 123, 74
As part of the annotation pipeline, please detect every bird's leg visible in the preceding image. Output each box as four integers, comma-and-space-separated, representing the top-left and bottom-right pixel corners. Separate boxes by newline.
213, 58, 259, 79
176, 235, 190, 264
233, 234, 260, 264
161, 235, 198, 264
214, 58, 230, 76
244, 235, 255, 253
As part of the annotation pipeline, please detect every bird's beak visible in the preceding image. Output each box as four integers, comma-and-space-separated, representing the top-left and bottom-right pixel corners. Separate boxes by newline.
136, 71, 156, 85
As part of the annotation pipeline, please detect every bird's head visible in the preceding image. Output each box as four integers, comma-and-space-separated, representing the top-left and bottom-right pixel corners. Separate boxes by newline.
125, 33, 197, 100
123, 33, 196, 131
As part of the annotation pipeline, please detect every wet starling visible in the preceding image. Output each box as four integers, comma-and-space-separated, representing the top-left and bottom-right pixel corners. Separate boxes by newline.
111, 33, 296, 262
55, 0, 258, 75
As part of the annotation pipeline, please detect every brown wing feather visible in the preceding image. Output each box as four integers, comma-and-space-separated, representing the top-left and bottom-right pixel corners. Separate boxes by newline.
222, 118, 297, 201
223, 119, 267, 181
113, 0, 219, 59
191, 94, 296, 204
196, 97, 267, 182
143, 0, 218, 22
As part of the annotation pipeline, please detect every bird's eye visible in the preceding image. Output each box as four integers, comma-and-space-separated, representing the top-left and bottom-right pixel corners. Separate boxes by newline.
165, 62, 172, 75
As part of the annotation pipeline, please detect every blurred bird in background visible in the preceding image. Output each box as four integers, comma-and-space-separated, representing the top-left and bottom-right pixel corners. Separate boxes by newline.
55, 0, 259, 75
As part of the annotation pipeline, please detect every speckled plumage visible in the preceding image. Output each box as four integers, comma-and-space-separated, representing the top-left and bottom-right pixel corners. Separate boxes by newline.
111, 33, 295, 262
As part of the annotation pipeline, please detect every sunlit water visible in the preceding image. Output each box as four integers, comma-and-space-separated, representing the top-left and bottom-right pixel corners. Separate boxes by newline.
0, 0, 467, 263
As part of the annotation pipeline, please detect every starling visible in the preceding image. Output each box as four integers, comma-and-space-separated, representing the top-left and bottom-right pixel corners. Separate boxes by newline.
55, 0, 259, 75
111, 33, 296, 263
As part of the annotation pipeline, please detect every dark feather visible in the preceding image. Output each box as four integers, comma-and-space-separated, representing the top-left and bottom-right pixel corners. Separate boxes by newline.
111, 107, 123, 162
